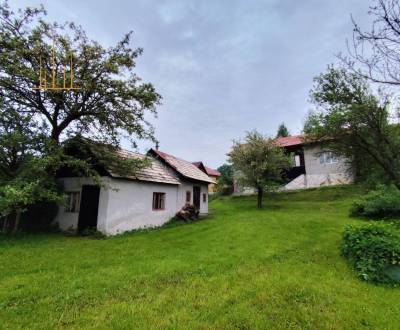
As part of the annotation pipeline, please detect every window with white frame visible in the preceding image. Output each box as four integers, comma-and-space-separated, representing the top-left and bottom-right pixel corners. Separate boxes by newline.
65, 192, 80, 213
319, 151, 338, 164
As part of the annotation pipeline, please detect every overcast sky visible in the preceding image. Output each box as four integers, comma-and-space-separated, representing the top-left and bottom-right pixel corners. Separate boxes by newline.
14, 0, 372, 168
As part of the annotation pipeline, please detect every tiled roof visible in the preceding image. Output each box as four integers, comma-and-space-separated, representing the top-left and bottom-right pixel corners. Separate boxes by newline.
192, 162, 221, 177
192, 161, 203, 168
205, 166, 221, 177
109, 149, 180, 185
274, 135, 304, 147
150, 149, 214, 183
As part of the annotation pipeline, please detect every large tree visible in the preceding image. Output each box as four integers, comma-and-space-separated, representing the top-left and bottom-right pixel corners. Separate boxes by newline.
0, 2, 161, 147
304, 66, 400, 187
229, 131, 290, 208
0, 2, 160, 233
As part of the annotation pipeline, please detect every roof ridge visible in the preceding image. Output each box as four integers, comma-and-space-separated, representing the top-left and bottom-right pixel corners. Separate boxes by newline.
150, 149, 214, 183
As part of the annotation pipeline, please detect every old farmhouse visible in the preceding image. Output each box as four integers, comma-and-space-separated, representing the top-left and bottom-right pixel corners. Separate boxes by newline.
234, 135, 354, 194
54, 147, 213, 236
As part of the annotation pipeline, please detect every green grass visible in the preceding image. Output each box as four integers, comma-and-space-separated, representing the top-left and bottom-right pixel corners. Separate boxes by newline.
1, 185, 399, 329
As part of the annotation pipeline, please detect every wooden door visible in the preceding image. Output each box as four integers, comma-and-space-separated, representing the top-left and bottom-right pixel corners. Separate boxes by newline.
78, 185, 100, 232
193, 186, 201, 210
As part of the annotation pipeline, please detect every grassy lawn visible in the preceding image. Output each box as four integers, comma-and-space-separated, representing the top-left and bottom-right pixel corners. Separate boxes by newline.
0, 185, 399, 329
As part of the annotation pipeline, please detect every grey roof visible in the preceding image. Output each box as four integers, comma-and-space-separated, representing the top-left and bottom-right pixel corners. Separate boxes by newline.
109, 149, 180, 185
150, 149, 214, 183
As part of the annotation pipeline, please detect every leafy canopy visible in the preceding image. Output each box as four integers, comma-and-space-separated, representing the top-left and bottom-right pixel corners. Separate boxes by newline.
0, 1, 161, 232
229, 130, 290, 207
0, 1, 161, 147
304, 66, 400, 187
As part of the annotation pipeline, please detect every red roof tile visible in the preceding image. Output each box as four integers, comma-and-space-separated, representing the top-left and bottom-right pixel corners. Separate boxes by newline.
274, 135, 304, 147
204, 166, 221, 177
192, 162, 221, 177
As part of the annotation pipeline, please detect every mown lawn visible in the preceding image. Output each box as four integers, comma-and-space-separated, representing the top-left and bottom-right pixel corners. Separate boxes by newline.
0, 185, 399, 329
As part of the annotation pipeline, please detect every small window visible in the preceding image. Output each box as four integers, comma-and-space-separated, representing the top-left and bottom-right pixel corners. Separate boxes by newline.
65, 192, 80, 213
319, 152, 338, 164
186, 191, 191, 203
294, 154, 301, 167
203, 193, 207, 203
153, 192, 165, 210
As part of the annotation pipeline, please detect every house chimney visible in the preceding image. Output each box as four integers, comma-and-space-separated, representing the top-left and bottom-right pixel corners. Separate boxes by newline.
155, 141, 159, 150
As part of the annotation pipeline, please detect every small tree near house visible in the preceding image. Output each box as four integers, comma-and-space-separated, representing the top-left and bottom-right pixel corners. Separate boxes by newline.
216, 164, 234, 195
229, 130, 290, 208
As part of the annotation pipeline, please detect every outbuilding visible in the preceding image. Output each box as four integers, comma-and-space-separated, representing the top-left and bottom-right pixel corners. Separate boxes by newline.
54, 145, 213, 235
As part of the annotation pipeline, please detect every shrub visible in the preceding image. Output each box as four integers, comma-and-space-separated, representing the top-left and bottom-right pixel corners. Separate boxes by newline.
175, 204, 199, 221
341, 223, 400, 285
20, 201, 59, 232
350, 185, 400, 219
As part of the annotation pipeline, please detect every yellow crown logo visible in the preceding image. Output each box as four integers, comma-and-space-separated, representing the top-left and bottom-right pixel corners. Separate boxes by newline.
33, 38, 81, 91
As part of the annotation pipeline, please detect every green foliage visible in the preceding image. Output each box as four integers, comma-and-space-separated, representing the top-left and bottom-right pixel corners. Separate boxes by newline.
0, 2, 161, 147
305, 66, 400, 188
62, 136, 151, 179
215, 164, 233, 195
350, 185, 400, 219
276, 122, 289, 138
341, 223, 400, 285
0, 1, 159, 233
229, 130, 290, 207
0, 155, 62, 217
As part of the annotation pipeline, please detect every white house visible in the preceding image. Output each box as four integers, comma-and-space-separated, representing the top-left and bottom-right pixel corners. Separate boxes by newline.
233, 135, 355, 194
54, 147, 213, 236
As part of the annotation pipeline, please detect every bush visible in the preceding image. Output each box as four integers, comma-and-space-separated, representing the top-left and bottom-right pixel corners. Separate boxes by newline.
350, 185, 400, 219
217, 185, 234, 196
341, 223, 400, 285
21, 201, 59, 232
175, 204, 199, 221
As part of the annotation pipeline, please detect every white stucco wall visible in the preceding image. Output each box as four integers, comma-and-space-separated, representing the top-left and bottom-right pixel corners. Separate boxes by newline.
54, 176, 209, 236
200, 184, 209, 214
234, 144, 356, 193
104, 179, 179, 235
177, 180, 208, 214
53, 176, 110, 233
303, 145, 354, 188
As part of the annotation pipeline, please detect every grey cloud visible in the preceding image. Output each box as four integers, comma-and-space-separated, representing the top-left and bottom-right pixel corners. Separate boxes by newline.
13, 0, 373, 168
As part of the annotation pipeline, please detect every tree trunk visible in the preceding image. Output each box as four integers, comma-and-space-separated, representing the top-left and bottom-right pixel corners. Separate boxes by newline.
11, 210, 21, 235
2, 216, 8, 233
257, 187, 263, 209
